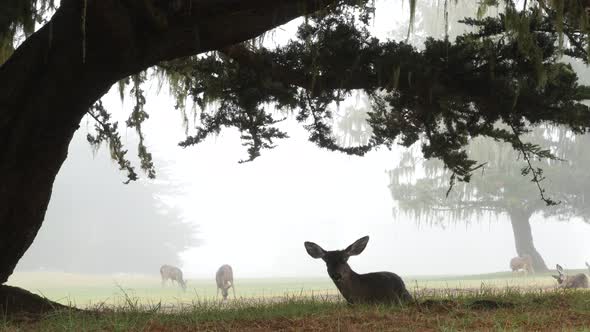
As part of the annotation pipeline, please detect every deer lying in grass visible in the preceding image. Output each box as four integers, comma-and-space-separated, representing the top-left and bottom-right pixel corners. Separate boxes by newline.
509, 254, 534, 276
552, 264, 589, 289
304, 236, 412, 304
160, 264, 186, 291
216, 264, 235, 300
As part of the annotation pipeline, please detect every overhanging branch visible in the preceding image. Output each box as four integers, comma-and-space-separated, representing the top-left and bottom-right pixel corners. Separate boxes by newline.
142, 0, 349, 65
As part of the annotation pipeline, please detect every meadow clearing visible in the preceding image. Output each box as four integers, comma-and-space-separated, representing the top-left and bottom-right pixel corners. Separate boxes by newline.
3, 271, 590, 331
4, 271, 570, 307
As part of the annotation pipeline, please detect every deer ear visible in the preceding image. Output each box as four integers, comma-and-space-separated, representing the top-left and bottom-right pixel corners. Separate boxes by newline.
551, 275, 560, 280
304, 241, 326, 259
586, 262, 590, 269
556, 264, 564, 273
345, 236, 369, 256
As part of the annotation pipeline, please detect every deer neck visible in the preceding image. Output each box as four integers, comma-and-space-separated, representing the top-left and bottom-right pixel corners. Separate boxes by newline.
332, 263, 360, 301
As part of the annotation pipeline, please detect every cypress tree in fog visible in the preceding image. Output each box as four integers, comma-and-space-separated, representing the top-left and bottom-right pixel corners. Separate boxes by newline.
388, 127, 590, 272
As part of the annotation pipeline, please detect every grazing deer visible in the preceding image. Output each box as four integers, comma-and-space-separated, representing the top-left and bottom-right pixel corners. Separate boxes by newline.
304, 236, 412, 304
216, 264, 235, 300
160, 264, 187, 291
509, 254, 534, 275
552, 264, 589, 289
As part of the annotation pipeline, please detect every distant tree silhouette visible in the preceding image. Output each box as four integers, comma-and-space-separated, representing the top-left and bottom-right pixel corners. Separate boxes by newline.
388, 126, 590, 272
17, 131, 199, 274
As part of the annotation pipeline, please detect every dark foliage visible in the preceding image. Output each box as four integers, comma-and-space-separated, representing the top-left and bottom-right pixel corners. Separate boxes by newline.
156, 5, 590, 205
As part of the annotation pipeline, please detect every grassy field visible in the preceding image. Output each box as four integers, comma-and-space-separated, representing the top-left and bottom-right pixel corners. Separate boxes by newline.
3, 271, 590, 331
5, 270, 578, 307
6, 272, 338, 307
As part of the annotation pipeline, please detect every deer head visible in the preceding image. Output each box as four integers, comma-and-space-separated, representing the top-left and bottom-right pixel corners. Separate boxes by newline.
304, 236, 369, 283
552, 264, 567, 285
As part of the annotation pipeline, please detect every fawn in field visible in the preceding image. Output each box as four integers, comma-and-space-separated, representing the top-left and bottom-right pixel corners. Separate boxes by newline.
304, 236, 412, 304
552, 264, 589, 289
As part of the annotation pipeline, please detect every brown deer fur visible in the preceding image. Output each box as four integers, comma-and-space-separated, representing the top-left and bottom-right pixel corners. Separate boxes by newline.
160, 265, 186, 291
216, 264, 235, 300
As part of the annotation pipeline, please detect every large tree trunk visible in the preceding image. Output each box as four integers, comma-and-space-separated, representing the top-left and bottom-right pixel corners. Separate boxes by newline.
0, 1, 111, 284
507, 208, 548, 272
0, 0, 339, 287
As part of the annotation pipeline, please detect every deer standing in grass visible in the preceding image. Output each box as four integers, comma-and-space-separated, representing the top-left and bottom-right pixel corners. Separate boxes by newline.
216, 264, 235, 300
552, 264, 589, 289
160, 264, 186, 291
510, 255, 534, 276
304, 236, 412, 304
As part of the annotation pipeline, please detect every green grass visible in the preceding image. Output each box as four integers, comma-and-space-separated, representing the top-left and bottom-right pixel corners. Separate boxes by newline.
7, 270, 579, 307
2, 287, 590, 331
4, 271, 590, 331
6, 272, 339, 307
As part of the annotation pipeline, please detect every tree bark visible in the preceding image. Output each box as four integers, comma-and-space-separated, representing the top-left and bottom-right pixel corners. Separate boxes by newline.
507, 208, 548, 272
0, 0, 340, 285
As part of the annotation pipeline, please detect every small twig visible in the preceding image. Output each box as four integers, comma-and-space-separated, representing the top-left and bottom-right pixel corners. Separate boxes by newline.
86, 109, 107, 128
445, 172, 456, 198
508, 123, 559, 206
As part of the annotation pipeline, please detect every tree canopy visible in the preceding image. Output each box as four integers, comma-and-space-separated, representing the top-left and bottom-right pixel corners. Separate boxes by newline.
3, 1, 590, 194
165, 3, 590, 190
391, 126, 590, 221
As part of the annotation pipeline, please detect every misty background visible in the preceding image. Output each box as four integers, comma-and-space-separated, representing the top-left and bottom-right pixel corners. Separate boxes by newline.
15, 0, 590, 279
